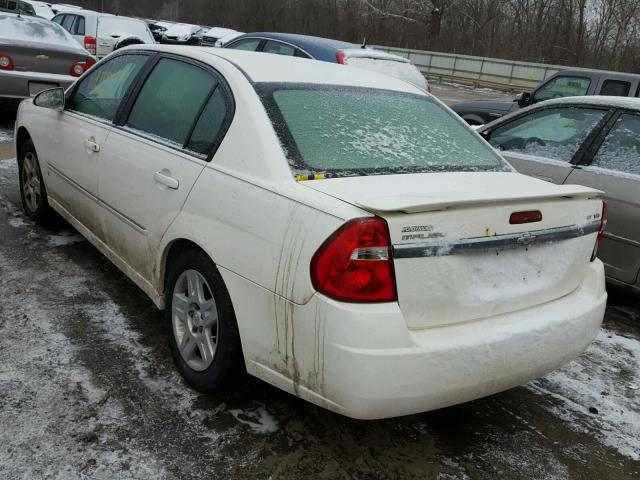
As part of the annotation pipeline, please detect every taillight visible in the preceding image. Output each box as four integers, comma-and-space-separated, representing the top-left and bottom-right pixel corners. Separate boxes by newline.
70, 63, 85, 77
84, 35, 97, 55
311, 218, 397, 303
336, 51, 346, 65
70, 57, 96, 77
0, 53, 14, 70
509, 210, 543, 224
591, 200, 608, 261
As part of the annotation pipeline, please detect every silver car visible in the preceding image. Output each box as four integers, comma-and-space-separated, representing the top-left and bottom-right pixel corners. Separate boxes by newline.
479, 96, 640, 294
0, 12, 94, 108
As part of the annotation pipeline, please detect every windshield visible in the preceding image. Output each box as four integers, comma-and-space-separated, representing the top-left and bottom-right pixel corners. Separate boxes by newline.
258, 84, 507, 178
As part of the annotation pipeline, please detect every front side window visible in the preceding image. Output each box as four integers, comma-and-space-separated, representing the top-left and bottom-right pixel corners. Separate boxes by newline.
260, 84, 506, 177
51, 14, 63, 24
591, 114, 640, 175
225, 38, 261, 51
533, 76, 591, 103
67, 54, 148, 122
126, 58, 216, 147
488, 107, 606, 162
263, 40, 296, 56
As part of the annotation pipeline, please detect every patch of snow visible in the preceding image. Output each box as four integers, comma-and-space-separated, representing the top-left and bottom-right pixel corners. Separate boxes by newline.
528, 328, 640, 461
0, 129, 13, 143
47, 230, 85, 246
229, 402, 280, 434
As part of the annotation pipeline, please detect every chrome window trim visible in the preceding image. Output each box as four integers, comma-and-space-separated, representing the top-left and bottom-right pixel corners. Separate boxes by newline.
393, 221, 600, 259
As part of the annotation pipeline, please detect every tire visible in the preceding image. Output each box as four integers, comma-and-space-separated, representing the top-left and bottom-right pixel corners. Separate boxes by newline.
165, 248, 244, 392
18, 139, 54, 224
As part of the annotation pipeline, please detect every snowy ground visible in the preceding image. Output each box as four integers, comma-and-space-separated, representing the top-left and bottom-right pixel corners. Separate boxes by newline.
1, 87, 639, 479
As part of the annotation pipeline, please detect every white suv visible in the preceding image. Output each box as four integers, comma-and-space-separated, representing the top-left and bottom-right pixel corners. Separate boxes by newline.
52, 9, 155, 58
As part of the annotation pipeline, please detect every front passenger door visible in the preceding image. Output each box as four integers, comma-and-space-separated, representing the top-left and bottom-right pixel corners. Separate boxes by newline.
41, 53, 149, 238
486, 106, 609, 183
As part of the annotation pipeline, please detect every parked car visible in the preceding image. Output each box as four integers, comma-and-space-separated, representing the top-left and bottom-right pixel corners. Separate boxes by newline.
224, 32, 430, 92
478, 96, 640, 294
201, 27, 240, 47
52, 10, 155, 59
14, 45, 607, 420
146, 20, 168, 42
160, 23, 206, 45
0, 12, 94, 109
214, 30, 243, 48
28, 0, 55, 19
0, 0, 36, 15
452, 69, 640, 125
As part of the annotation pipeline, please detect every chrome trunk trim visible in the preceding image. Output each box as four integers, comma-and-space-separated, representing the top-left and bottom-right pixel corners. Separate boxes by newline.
393, 221, 600, 259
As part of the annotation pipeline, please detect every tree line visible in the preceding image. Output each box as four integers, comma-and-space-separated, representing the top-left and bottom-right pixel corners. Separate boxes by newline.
73, 0, 640, 72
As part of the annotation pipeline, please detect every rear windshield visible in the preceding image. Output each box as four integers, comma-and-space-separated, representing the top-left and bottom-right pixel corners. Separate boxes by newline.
0, 13, 77, 46
258, 84, 507, 178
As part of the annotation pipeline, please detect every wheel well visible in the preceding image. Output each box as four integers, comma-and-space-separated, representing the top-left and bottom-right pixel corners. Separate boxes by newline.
15, 127, 31, 158
162, 239, 208, 291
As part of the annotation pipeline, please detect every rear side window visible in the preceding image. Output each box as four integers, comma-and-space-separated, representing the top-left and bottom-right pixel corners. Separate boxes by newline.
263, 40, 296, 56
67, 54, 148, 122
126, 58, 216, 147
61, 14, 74, 31
72, 16, 85, 35
262, 85, 506, 177
600, 80, 631, 97
226, 38, 261, 51
533, 76, 591, 103
186, 88, 228, 155
591, 114, 640, 175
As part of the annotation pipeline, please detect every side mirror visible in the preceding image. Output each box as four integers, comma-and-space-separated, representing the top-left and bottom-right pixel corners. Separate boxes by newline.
515, 92, 532, 107
33, 87, 65, 111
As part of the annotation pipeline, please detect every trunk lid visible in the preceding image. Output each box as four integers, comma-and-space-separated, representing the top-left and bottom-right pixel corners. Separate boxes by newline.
5, 43, 87, 76
303, 172, 603, 328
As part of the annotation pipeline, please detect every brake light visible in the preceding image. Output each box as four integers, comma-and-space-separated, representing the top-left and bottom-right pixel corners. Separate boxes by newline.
509, 210, 543, 224
0, 53, 14, 70
336, 51, 347, 65
86, 56, 96, 69
591, 200, 608, 261
311, 218, 397, 302
84, 35, 97, 55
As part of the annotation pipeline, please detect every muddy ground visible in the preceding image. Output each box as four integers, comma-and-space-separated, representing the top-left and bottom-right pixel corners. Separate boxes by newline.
0, 86, 639, 479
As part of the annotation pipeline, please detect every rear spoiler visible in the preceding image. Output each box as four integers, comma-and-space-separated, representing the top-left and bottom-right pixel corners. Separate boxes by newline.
353, 185, 603, 214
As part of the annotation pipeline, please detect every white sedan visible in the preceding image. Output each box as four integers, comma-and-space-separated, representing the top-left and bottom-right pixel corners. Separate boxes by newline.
14, 45, 607, 420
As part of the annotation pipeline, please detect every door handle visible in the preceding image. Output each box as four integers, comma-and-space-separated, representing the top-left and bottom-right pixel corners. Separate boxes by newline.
84, 139, 100, 153
154, 170, 179, 190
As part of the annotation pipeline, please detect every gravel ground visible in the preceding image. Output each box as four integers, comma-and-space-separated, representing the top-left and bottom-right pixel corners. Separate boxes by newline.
1, 86, 639, 479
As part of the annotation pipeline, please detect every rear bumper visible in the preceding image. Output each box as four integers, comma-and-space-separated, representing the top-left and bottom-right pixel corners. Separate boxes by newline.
0, 70, 76, 100
250, 260, 606, 419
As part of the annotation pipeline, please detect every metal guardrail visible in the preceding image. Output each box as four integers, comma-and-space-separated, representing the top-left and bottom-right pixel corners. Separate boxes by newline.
373, 46, 570, 92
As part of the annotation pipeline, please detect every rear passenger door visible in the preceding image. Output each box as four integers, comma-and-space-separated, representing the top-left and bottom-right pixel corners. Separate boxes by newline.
566, 111, 640, 285
97, 55, 233, 281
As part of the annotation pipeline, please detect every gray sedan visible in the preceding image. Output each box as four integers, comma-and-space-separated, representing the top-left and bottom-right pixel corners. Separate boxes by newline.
478, 96, 640, 294
0, 12, 94, 109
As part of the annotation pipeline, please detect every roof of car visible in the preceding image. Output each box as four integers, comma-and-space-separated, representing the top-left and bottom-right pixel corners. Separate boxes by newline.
225, 32, 359, 62
557, 68, 640, 80
123, 44, 425, 94
482, 95, 640, 130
